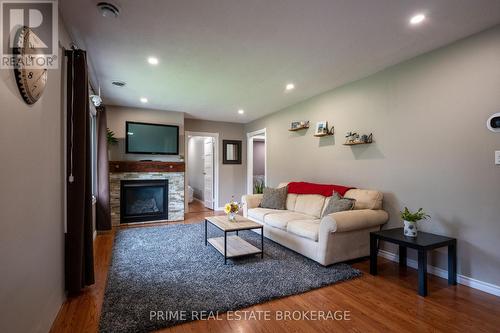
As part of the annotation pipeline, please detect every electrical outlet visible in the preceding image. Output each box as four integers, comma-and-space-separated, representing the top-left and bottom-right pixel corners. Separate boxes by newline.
496, 151, 500, 165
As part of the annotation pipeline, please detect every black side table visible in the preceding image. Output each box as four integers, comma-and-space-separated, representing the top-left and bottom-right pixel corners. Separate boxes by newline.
370, 228, 457, 297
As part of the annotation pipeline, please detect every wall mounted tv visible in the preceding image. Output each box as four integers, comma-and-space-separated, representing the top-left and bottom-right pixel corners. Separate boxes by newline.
126, 121, 179, 155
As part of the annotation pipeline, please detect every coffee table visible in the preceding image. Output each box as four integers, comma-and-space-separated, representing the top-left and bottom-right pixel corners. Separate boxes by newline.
204, 215, 264, 264
370, 228, 457, 296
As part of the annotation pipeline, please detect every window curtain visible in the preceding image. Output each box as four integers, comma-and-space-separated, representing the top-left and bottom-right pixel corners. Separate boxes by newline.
65, 49, 95, 295
96, 105, 111, 230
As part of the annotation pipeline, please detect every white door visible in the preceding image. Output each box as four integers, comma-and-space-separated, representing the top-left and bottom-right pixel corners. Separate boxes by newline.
203, 137, 214, 209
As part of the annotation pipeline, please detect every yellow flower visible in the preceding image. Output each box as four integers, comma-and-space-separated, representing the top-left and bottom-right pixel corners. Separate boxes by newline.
224, 203, 232, 214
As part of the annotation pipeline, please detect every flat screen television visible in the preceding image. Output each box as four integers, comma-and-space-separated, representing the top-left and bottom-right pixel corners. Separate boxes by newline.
126, 121, 179, 155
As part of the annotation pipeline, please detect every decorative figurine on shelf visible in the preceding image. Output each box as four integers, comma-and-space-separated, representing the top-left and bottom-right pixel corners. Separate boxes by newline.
360, 133, 373, 143
367, 133, 373, 143
346, 132, 373, 144
224, 197, 240, 222
315, 121, 328, 135
290, 120, 310, 130
345, 132, 359, 143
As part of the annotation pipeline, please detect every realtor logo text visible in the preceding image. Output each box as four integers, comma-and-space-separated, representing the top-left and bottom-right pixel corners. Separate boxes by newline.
150, 310, 351, 321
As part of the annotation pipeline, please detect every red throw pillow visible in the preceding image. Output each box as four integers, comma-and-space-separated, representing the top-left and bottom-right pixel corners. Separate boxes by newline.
287, 181, 354, 197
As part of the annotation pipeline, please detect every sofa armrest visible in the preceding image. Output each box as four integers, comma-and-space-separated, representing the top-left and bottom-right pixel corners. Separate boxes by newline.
241, 194, 263, 217
320, 209, 389, 233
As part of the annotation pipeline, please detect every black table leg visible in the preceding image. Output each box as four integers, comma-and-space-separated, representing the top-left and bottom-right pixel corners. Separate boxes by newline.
261, 227, 264, 259
370, 233, 378, 275
224, 231, 227, 265
418, 249, 428, 296
399, 245, 407, 267
448, 239, 457, 285
204, 219, 207, 246
236, 230, 239, 236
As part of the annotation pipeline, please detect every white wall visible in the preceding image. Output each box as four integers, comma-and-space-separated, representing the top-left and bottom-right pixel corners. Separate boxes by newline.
0, 17, 71, 333
246, 26, 500, 286
106, 105, 185, 162
187, 137, 206, 200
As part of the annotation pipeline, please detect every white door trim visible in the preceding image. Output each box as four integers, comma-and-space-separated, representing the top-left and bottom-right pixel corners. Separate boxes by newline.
185, 131, 220, 214
203, 137, 215, 209
246, 128, 267, 194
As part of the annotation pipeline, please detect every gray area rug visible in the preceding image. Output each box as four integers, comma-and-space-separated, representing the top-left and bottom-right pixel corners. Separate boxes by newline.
99, 223, 361, 332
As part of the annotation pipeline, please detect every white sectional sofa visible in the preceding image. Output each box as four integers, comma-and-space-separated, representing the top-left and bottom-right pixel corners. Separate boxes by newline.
242, 183, 389, 266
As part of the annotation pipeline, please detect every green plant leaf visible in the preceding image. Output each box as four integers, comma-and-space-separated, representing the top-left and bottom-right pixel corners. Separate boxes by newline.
400, 206, 430, 222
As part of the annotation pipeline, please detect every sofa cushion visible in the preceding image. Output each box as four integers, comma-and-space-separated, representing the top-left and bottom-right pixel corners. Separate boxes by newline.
247, 208, 289, 221
287, 220, 320, 241
344, 189, 383, 210
294, 194, 326, 218
260, 186, 288, 210
321, 193, 355, 217
264, 212, 313, 230
286, 193, 298, 211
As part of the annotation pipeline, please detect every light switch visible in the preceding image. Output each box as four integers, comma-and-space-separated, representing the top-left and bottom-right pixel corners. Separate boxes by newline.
496, 151, 500, 165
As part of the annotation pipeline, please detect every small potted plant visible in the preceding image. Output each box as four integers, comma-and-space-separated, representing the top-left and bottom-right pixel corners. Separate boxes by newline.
224, 198, 240, 222
401, 207, 430, 237
107, 128, 118, 145
107, 128, 118, 160
254, 180, 264, 194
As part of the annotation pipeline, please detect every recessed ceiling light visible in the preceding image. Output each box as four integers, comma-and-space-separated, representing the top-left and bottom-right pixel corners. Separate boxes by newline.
238, 109, 245, 115
410, 13, 426, 25
147, 57, 159, 65
140, 97, 148, 103
286, 83, 295, 91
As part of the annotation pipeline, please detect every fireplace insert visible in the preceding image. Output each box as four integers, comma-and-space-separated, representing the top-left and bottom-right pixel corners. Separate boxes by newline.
120, 179, 168, 223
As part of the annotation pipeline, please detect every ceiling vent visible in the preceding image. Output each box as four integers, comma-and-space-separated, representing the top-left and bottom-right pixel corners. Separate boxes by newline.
112, 80, 126, 87
97, 2, 120, 18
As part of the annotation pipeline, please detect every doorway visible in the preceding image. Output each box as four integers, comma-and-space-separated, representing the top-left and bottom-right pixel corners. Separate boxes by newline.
247, 128, 267, 194
185, 132, 219, 213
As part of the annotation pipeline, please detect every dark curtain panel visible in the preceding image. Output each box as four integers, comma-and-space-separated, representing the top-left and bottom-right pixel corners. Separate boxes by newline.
65, 49, 95, 295
96, 106, 111, 230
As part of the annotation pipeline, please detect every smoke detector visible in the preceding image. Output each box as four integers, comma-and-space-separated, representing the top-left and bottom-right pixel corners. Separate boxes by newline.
97, 2, 120, 18
112, 80, 126, 87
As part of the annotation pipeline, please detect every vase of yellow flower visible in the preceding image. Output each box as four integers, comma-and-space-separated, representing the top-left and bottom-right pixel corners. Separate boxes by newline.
224, 198, 240, 222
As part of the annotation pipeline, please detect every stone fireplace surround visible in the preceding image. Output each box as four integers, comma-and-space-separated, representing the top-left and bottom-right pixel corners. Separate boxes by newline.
109, 161, 185, 225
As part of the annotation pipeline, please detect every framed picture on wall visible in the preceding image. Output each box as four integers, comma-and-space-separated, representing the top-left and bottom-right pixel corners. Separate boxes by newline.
315, 121, 328, 135
223, 140, 242, 164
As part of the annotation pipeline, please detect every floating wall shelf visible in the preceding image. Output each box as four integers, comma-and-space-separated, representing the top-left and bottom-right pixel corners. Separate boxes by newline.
288, 126, 309, 131
343, 142, 372, 146
314, 133, 334, 137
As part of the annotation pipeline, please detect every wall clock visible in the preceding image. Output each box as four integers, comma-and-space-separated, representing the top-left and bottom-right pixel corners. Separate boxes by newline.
13, 26, 48, 105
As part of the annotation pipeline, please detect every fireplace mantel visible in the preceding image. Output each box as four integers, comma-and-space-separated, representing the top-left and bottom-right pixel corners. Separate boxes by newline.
109, 160, 185, 173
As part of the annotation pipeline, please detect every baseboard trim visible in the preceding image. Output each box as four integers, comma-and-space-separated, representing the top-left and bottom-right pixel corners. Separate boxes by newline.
378, 249, 500, 297
214, 207, 225, 211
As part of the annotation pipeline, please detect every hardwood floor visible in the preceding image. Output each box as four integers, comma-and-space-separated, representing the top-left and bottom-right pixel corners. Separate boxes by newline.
188, 199, 213, 213
50, 210, 500, 333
